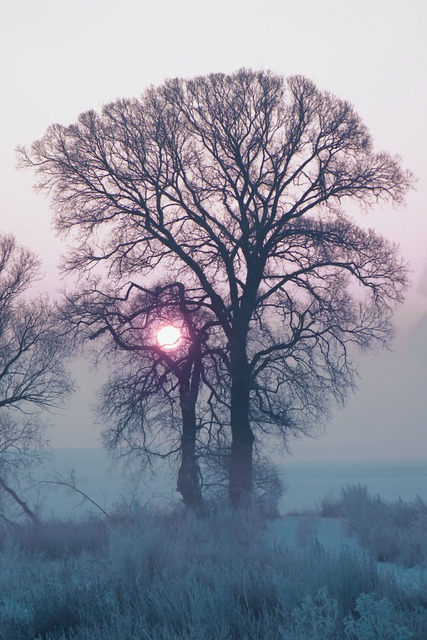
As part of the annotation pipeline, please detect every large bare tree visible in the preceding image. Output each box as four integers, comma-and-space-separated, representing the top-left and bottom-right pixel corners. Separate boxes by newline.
19, 70, 411, 506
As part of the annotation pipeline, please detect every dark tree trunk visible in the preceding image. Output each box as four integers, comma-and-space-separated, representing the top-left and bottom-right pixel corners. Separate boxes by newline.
228, 346, 254, 508
176, 385, 203, 508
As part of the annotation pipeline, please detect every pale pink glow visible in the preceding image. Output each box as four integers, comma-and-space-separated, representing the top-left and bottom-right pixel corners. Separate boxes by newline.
157, 325, 182, 350
4, 0, 426, 457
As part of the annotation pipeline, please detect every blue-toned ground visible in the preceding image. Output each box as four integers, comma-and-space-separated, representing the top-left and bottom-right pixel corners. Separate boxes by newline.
27, 449, 427, 519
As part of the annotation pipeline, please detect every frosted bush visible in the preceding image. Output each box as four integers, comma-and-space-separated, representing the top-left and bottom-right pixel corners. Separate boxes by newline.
344, 593, 413, 640
319, 490, 343, 518
339, 485, 427, 567
341, 484, 380, 542
396, 512, 427, 568
0, 517, 108, 558
291, 587, 341, 639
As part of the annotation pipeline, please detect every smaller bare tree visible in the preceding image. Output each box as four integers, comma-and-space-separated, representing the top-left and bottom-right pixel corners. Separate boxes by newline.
0, 234, 73, 522
60, 280, 221, 508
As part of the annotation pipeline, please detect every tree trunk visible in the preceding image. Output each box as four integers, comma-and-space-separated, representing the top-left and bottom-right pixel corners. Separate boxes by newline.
229, 347, 254, 508
176, 385, 203, 508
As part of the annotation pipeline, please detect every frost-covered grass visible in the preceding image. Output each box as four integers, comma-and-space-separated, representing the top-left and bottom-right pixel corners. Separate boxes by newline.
317, 484, 427, 568
0, 497, 426, 639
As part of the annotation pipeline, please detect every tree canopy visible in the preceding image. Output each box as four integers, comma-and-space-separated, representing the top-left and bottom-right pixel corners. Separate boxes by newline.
19, 69, 412, 506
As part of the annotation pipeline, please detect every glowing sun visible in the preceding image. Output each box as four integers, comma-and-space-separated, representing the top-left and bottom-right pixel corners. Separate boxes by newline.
157, 324, 182, 350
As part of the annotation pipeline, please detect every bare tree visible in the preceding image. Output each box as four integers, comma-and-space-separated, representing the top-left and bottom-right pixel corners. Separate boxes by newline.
0, 234, 72, 520
19, 70, 412, 506
61, 280, 220, 507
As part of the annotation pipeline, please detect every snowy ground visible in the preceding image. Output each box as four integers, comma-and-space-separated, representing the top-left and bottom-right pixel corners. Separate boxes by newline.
266, 514, 427, 599
2, 458, 426, 639
29, 450, 427, 584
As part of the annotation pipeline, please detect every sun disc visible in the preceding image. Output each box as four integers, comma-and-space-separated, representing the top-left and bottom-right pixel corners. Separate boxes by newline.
157, 324, 182, 349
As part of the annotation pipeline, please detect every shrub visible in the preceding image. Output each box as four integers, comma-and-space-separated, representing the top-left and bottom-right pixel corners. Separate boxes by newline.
339, 486, 427, 567
319, 490, 344, 518
0, 517, 108, 558
344, 593, 414, 640
291, 587, 341, 639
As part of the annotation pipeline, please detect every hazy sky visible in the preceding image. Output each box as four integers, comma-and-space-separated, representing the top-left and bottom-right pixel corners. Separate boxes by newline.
1, 0, 426, 459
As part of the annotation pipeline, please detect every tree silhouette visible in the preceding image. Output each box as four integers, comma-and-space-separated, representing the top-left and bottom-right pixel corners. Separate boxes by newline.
19, 70, 412, 506
0, 234, 72, 520
61, 281, 220, 507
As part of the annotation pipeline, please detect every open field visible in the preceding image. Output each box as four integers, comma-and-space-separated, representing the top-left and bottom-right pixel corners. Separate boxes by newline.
1, 484, 426, 639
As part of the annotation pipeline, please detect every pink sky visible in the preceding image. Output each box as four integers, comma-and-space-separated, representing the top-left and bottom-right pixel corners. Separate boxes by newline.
1, 0, 426, 459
